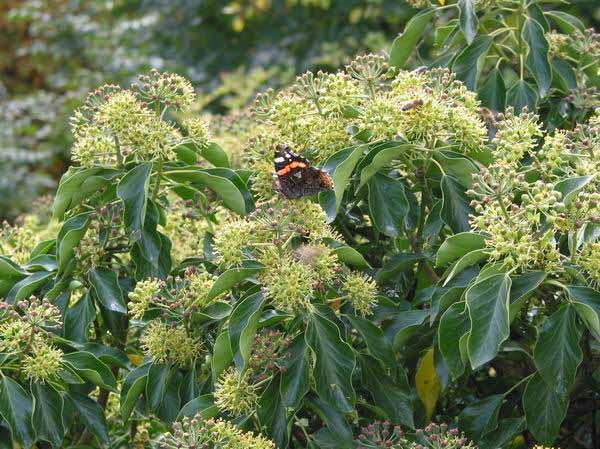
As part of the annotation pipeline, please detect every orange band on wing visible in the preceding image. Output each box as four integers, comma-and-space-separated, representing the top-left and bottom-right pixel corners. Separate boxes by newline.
277, 162, 306, 176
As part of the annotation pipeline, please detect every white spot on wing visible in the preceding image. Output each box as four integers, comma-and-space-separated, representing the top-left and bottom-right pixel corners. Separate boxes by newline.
274, 157, 285, 163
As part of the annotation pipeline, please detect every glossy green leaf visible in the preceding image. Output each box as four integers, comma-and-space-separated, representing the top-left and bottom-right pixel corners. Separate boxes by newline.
458, 0, 478, 44
389, 8, 435, 68
63, 292, 96, 342
568, 285, 600, 340
533, 304, 583, 394
433, 151, 479, 188
307, 397, 354, 448
552, 59, 577, 91
444, 249, 488, 285
146, 363, 173, 410
0, 375, 35, 448
206, 261, 264, 301
509, 271, 546, 322
63, 351, 118, 393
117, 163, 152, 240
328, 241, 372, 269
120, 363, 150, 422
441, 175, 474, 234
459, 394, 504, 441
507, 80, 538, 113
32, 382, 65, 448
358, 143, 414, 189
375, 252, 425, 283
479, 417, 526, 449
69, 392, 110, 443
0, 256, 28, 280
178, 395, 219, 420
258, 377, 289, 448
466, 274, 511, 368
280, 335, 310, 410
56, 213, 89, 274
439, 302, 470, 379
229, 291, 266, 371
368, 173, 409, 238
523, 18, 552, 96
479, 69, 506, 112
523, 373, 568, 445
346, 314, 395, 369
88, 268, 127, 314
545, 11, 585, 34
306, 306, 357, 413
6, 270, 54, 304
453, 35, 492, 90
436, 232, 486, 267
212, 330, 234, 382
554, 175, 594, 205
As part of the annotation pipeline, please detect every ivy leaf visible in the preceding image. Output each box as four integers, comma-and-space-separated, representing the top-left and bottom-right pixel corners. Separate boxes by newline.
479, 69, 506, 112
358, 143, 414, 190
479, 417, 526, 449
69, 392, 110, 443
63, 292, 96, 342
453, 35, 493, 90
458, 394, 504, 441
534, 304, 583, 394
120, 363, 150, 422
415, 348, 441, 421
438, 302, 470, 379
0, 376, 35, 448
117, 163, 152, 241
280, 336, 310, 410
389, 8, 436, 68
360, 355, 414, 427
306, 306, 357, 413
466, 273, 511, 369
346, 314, 396, 370
368, 173, 409, 238
229, 291, 266, 371
507, 80, 538, 113
146, 363, 173, 411
178, 394, 219, 420
56, 213, 90, 275
212, 330, 234, 382
258, 377, 289, 448
523, 373, 569, 445
206, 261, 264, 302
436, 232, 486, 267
88, 268, 127, 314
63, 351, 118, 393
441, 175, 474, 233
458, 0, 478, 44
568, 285, 600, 340
32, 382, 66, 448
509, 271, 546, 322
523, 18, 552, 97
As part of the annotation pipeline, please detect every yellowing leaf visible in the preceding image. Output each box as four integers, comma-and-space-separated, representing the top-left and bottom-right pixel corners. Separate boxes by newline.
438, 0, 446, 4
127, 353, 144, 367
415, 348, 441, 422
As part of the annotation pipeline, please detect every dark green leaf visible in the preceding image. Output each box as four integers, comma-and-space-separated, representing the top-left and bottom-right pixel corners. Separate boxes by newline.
63, 293, 96, 342
360, 355, 414, 427
307, 397, 354, 448
479, 69, 506, 112
258, 377, 289, 448
358, 143, 414, 189
453, 36, 492, 90
368, 173, 409, 238
146, 363, 173, 410
466, 274, 511, 368
459, 394, 504, 440
441, 175, 474, 234
523, 373, 568, 445
433, 151, 479, 188
509, 271, 546, 322
88, 268, 127, 314
206, 262, 264, 302
438, 302, 470, 379
178, 395, 218, 420
545, 11, 585, 34
436, 232, 486, 267
6, 271, 54, 304
117, 163, 152, 240
63, 351, 118, 393
552, 59, 577, 91
0, 375, 35, 448
375, 252, 425, 283
389, 8, 436, 68
479, 417, 526, 449
120, 363, 150, 422
534, 304, 583, 394
568, 285, 600, 340
212, 330, 234, 382
32, 382, 65, 448
69, 392, 109, 443
306, 306, 357, 413
280, 336, 310, 410
229, 292, 266, 371
458, 0, 478, 44
346, 315, 395, 369
0, 256, 28, 280
444, 249, 488, 285
506, 80, 538, 113
523, 18, 551, 96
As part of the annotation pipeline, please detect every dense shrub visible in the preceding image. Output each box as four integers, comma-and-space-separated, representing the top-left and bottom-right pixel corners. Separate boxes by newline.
0, 1, 599, 449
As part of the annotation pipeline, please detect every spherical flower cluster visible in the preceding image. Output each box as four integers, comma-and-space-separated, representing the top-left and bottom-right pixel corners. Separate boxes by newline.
579, 242, 600, 286
0, 296, 63, 382
128, 278, 161, 320
213, 219, 254, 267
355, 422, 475, 449
412, 423, 476, 449
21, 344, 63, 382
156, 414, 275, 449
247, 329, 292, 379
182, 117, 211, 148
214, 367, 259, 417
0, 214, 59, 265
546, 31, 571, 59
535, 130, 570, 175
135, 69, 196, 111
260, 254, 317, 312
355, 420, 405, 449
343, 272, 379, 316
491, 107, 542, 166
141, 320, 201, 366
70, 70, 203, 167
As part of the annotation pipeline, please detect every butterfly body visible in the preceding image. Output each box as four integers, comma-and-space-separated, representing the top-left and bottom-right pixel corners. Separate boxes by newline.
273, 145, 333, 199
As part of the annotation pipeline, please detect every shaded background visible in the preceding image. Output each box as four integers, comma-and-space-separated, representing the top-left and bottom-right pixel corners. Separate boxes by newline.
2, 0, 599, 220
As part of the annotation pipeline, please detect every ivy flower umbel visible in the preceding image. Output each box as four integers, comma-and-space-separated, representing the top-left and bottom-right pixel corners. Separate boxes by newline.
135, 69, 196, 111
128, 278, 161, 320
156, 414, 275, 449
21, 343, 63, 382
213, 219, 254, 267
214, 367, 259, 417
343, 272, 378, 316
141, 320, 201, 367
578, 242, 600, 286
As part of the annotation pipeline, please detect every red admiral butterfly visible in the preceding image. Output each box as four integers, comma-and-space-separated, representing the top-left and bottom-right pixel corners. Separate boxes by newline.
273, 144, 333, 199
